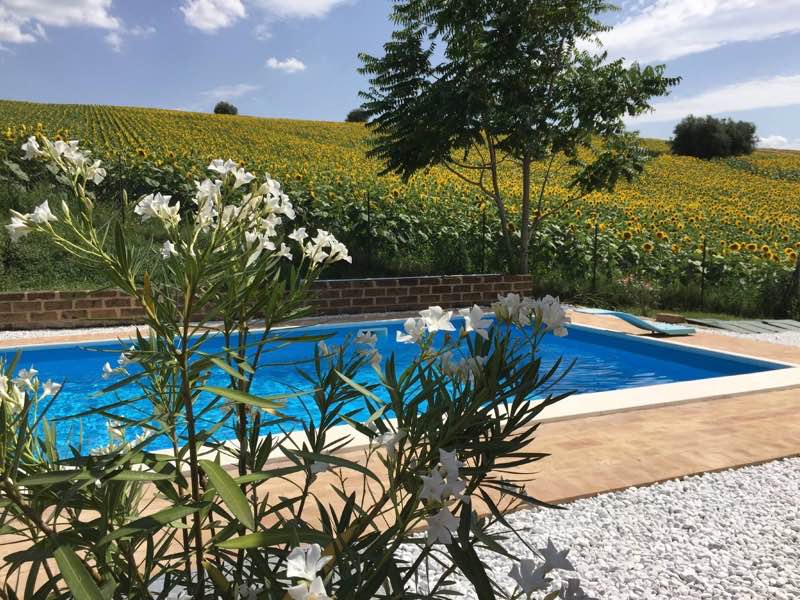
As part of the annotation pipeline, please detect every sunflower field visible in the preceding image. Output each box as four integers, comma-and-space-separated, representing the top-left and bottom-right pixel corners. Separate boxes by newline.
2, 99, 800, 316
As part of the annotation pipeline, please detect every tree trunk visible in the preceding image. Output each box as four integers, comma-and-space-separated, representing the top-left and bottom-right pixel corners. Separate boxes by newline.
485, 135, 517, 273
519, 157, 532, 274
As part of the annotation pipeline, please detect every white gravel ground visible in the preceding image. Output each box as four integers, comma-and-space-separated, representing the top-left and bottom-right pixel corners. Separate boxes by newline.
399, 458, 800, 599
0, 325, 136, 342
701, 327, 800, 348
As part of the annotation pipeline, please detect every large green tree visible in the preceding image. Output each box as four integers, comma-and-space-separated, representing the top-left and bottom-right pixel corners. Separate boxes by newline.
359, 0, 680, 273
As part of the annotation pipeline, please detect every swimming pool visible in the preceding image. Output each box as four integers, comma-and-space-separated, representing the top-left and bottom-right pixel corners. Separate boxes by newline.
1, 319, 788, 453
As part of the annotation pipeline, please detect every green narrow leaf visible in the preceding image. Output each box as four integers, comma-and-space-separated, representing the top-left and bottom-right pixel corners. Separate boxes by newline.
53, 546, 104, 600
19, 471, 92, 486
199, 385, 299, 414
96, 503, 208, 547
335, 370, 385, 405
108, 470, 174, 482
216, 529, 331, 550
208, 357, 247, 382
286, 449, 382, 484
199, 460, 255, 531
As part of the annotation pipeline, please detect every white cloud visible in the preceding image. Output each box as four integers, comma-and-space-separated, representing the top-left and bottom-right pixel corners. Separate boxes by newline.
265, 56, 306, 74
181, 0, 246, 33
758, 135, 800, 150
598, 0, 800, 63
0, 0, 120, 43
632, 74, 800, 123
104, 30, 121, 51
201, 83, 261, 99
104, 24, 155, 53
252, 0, 351, 19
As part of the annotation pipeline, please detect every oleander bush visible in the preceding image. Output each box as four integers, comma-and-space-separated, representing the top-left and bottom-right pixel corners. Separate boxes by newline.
0, 137, 595, 599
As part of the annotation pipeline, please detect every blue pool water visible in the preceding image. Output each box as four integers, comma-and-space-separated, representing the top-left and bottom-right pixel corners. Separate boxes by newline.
2, 320, 785, 453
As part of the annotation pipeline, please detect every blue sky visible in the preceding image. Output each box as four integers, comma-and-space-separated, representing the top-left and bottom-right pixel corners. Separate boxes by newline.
1, 0, 799, 147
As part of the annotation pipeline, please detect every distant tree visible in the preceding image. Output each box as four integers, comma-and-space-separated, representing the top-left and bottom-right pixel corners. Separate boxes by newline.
345, 108, 369, 123
214, 101, 238, 115
671, 115, 756, 159
359, 0, 679, 274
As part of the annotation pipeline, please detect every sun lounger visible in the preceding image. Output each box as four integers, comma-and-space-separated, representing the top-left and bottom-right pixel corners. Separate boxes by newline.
574, 307, 695, 336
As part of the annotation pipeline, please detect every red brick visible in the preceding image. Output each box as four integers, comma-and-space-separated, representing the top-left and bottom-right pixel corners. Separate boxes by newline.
88, 309, 120, 319
0, 293, 26, 301
104, 298, 132, 308
431, 285, 452, 293
74, 299, 105, 309
29, 311, 61, 322
27, 291, 59, 300
328, 298, 353, 308
58, 291, 91, 299
12, 301, 42, 312
94, 290, 123, 298
119, 308, 146, 318
364, 288, 387, 297
60, 310, 89, 320
0, 312, 27, 324
44, 300, 73, 310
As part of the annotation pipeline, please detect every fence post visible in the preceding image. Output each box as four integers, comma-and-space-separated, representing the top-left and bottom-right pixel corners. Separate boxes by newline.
481, 204, 487, 274
366, 192, 372, 273
591, 221, 599, 292
700, 238, 707, 310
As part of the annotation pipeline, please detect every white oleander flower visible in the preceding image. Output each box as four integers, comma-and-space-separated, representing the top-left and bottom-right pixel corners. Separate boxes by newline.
277, 243, 293, 260
438, 449, 464, 482
21, 136, 42, 159
396, 317, 425, 344
459, 304, 492, 339
7, 384, 25, 413
532, 295, 570, 337
420, 306, 455, 333
420, 469, 447, 503
355, 331, 378, 346
6, 210, 31, 242
509, 559, 551, 596
134, 193, 180, 225
195, 177, 222, 199
373, 429, 405, 461
118, 346, 136, 367
309, 462, 329, 476
207, 158, 238, 175
13, 367, 38, 391
425, 507, 459, 546
41, 379, 62, 398
289, 227, 308, 244
287, 576, 331, 600
286, 544, 332, 582
86, 160, 107, 185
232, 168, 256, 189
160, 240, 178, 259
101, 361, 126, 380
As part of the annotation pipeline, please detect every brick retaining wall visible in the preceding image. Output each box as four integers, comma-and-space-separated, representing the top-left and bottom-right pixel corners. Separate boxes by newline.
0, 274, 533, 330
